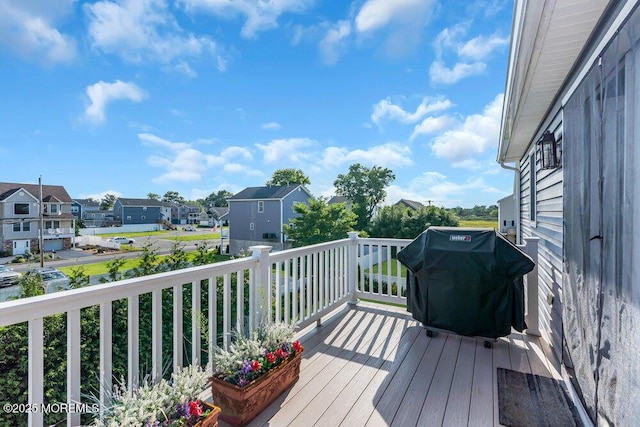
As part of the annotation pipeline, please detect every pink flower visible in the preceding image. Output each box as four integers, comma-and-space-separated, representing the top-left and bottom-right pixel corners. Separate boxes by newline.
266, 352, 276, 364
189, 401, 203, 418
251, 360, 261, 371
275, 347, 288, 359
292, 340, 303, 353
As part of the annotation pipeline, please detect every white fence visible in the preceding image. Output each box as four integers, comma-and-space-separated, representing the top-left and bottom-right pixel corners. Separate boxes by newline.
75, 235, 120, 249
79, 224, 162, 235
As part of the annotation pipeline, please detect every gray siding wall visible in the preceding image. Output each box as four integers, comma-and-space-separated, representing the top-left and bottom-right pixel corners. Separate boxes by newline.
519, 113, 564, 367
228, 200, 281, 241
123, 207, 163, 224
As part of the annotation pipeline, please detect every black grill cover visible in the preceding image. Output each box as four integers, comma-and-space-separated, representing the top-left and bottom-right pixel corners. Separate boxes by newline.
397, 227, 535, 339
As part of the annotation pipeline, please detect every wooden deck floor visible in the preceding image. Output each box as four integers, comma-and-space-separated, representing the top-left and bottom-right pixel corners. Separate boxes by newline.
219, 302, 558, 427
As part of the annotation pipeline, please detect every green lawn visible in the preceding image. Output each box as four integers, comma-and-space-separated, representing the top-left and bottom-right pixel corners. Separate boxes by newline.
459, 219, 498, 228
58, 253, 231, 277
366, 260, 407, 277
167, 233, 220, 242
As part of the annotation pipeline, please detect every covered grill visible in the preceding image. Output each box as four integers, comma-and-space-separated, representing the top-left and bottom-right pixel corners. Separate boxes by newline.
397, 227, 535, 340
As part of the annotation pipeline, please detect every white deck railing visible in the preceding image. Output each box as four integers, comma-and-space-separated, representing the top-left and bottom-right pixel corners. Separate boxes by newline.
0, 233, 538, 426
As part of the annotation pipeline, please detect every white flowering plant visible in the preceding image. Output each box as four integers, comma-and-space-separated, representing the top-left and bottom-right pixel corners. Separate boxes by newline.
93, 363, 213, 427
211, 322, 304, 387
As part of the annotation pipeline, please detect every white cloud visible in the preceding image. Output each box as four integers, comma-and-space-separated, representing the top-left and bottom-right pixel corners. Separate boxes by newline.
354, 0, 435, 57
80, 189, 123, 201
85, 0, 225, 75
0, 0, 76, 64
256, 138, 316, 164
220, 146, 253, 161
261, 122, 282, 130
458, 33, 509, 61
84, 80, 148, 125
430, 93, 503, 165
430, 24, 507, 85
371, 96, 454, 128
319, 142, 412, 169
181, 0, 313, 39
223, 163, 263, 177
410, 116, 456, 140
429, 60, 486, 85
319, 20, 351, 65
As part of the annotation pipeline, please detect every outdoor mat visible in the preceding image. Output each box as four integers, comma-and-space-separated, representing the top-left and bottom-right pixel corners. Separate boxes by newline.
497, 367, 583, 427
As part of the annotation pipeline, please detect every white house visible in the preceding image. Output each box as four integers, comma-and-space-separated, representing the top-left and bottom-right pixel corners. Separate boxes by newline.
499, 1, 639, 424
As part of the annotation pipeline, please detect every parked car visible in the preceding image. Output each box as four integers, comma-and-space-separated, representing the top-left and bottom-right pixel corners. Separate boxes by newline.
0, 264, 21, 287
26, 267, 71, 292
108, 237, 135, 244
184, 226, 197, 231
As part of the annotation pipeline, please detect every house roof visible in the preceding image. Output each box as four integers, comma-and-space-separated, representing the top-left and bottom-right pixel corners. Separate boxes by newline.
498, 0, 609, 163
228, 185, 311, 201
73, 198, 100, 207
0, 182, 72, 203
116, 198, 169, 207
395, 199, 425, 210
209, 207, 229, 218
328, 196, 348, 204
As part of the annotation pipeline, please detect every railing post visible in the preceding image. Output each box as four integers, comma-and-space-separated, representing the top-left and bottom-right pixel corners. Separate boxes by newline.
522, 237, 540, 336
347, 232, 360, 306
250, 245, 272, 328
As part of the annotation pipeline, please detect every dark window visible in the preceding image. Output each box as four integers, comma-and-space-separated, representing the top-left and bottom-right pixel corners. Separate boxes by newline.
14, 203, 29, 215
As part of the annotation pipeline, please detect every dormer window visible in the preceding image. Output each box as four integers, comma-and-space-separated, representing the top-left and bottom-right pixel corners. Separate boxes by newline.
14, 203, 29, 215
50, 203, 58, 214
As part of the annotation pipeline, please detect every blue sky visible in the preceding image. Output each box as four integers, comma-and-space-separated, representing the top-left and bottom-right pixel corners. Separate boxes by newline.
0, 0, 514, 208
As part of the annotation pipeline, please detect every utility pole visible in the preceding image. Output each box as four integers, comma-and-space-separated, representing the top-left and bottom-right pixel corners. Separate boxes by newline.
39, 176, 44, 267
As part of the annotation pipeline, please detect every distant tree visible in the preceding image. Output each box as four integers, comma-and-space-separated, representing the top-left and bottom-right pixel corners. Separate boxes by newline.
162, 191, 185, 205
369, 205, 460, 239
334, 163, 395, 231
100, 193, 116, 210
283, 198, 357, 247
147, 192, 160, 201
204, 190, 233, 207
266, 168, 311, 187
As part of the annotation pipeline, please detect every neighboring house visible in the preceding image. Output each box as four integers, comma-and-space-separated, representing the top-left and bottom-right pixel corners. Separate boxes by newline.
496, 195, 515, 235
72, 199, 114, 227
394, 199, 425, 210
499, 1, 638, 424
0, 182, 75, 255
209, 206, 229, 226
328, 195, 380, 219
113, 198, 168, 225
171, 203, 201, 225
227, 185, 312, 254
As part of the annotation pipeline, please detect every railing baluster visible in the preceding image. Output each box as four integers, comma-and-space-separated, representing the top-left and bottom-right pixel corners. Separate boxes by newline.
99, 301, 112, 420
284, 260, 290, 323
208, 276, 217, 355
275, 261, 281, 323
377, 244, 382, 295
236, 271, 244, 334
128, 296, 139, 389
223, 274, 231, 349
173, 285, 183, 373
386, 245, 392, 296
306, 254, 312, 319
320, 251, 325, 310
151, 290, 162, 383
28, 318, 44, 427
248, 268, 255, 331
68, 309, 81, 427
192, 281, 201, 364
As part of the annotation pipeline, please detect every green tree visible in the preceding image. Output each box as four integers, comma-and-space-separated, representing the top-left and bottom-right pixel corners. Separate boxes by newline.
334, 163, 395, 231
283, 198, 357, 247
100, 193, 117, 210
369, 205, 460, 239
147, 192, 160, 200
204, 190, 232, 208
266, 168, 311, 187
162, 191, 185, 205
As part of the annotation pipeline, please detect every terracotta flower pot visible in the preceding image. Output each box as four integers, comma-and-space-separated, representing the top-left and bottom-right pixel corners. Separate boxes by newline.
196, 401, 222, 427
210, 350, 303, 427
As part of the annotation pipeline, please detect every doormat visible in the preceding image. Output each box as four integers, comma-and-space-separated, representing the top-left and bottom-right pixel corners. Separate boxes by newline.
497, 367, 583, 427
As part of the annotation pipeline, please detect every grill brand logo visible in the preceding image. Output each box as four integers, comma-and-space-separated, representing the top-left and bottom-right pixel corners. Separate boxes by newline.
449, 234, 471, 242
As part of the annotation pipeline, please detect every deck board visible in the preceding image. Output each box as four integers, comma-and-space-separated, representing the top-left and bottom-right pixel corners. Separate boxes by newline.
213, 302, 553, 427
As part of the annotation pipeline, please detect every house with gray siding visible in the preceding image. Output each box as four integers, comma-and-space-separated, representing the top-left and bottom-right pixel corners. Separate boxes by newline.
227, 185, 312, 254
113, 198, 170, 226
499, 1, 639, 424
0, 182, 75, 255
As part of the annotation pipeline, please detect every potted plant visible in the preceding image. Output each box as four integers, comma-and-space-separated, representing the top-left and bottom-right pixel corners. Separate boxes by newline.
93, 363, 221, 427
210, 322, 304, 427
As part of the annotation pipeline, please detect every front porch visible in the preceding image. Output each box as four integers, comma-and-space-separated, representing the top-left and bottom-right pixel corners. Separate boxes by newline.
0, 234, 548, 426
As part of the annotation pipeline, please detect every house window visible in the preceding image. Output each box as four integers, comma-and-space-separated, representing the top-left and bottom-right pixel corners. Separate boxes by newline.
50, 204, 58, 214
45, 220, 60, 229
529, 152, 536, 221
23, 222, 30, 231
258, 201, 264, 213
71, 205, 79, 213
14, 203, 29, 215
13, 223, 20, 232
250, 222, 255, 230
